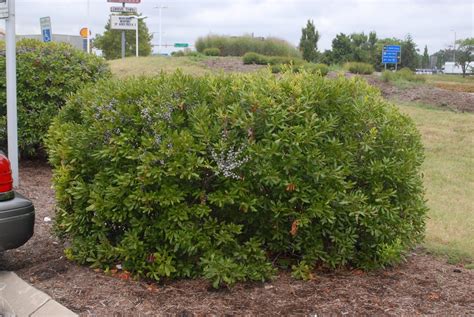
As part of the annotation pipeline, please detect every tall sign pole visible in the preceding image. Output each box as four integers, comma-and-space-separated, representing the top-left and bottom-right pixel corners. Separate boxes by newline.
5, 0, 19, 187
121, 2, 126, 59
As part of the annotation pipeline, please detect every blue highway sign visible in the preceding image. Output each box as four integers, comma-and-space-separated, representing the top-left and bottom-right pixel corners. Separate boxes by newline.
382, 44, 401, 64
42, 29, 51, 42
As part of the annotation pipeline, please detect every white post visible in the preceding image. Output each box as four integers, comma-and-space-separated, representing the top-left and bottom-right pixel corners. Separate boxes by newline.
6, 0, 19, 187
158, 7, 162, 54
87, 0, 90, 53
453, 31, 456, 63
136, 18, 139, 57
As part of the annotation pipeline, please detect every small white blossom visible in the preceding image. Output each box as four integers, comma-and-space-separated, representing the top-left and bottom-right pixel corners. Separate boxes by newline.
210, 145, 249, 179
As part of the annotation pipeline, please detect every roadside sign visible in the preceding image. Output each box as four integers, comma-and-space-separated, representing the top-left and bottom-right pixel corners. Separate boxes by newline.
110, 15, 137, 30
80, 27, 89, 39
382, 44, 401, 65
0, 0, 8, 19
40, 17, 52, 42
110, 6, 137, 13
107, 0, 140, 3
174, 43, 189, 48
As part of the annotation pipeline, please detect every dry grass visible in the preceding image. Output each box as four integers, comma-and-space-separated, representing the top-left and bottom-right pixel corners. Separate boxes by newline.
426, 74, 474, 93
108, 56, 211, 78
398, 102, 474, 263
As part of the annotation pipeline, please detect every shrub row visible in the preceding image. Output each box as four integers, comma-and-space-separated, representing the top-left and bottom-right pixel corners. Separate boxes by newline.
243, 52, 329, 76
203, 47, 221, 56
195, 34, 301, 57
381, 68, 426, 83
344, 62, 375, 75
0, 39, 110, 157
47, 70, 427, 287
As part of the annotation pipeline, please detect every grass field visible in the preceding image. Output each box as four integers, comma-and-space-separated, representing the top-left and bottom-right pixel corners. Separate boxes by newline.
398, 102, 474, 264
109, 56, 210, 78
425, 74, 474, 93
108, 57, 473, 265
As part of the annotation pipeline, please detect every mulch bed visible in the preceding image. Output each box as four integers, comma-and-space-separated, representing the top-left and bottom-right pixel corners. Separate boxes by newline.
1, 160, 473, 316
337, 72, 474, 113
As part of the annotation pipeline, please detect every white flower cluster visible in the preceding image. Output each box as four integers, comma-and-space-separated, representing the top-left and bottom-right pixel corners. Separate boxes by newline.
210, 145, 249, 179
159, 103, 174, 122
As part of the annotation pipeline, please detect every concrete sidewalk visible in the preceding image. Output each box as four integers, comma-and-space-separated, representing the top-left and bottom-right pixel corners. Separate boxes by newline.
0, 271, 77, 317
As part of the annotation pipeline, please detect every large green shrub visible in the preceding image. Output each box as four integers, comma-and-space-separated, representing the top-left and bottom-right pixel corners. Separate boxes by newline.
344, 62, 375, 75
196, 35, 301, 57
47, 70, 427, 287
381, 68, 426, 83
0, 39, 110, 156
203, 47, 221, 56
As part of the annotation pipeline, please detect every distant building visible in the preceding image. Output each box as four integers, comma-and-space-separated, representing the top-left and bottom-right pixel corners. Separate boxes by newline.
442, 62, 464, 74
15, 34, 87, 52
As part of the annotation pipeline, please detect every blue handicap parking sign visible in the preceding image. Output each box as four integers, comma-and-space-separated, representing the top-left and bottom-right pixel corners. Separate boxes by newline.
42, 29, 52, 42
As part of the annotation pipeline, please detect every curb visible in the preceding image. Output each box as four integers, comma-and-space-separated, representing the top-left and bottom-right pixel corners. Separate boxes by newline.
0, 271, 77, 317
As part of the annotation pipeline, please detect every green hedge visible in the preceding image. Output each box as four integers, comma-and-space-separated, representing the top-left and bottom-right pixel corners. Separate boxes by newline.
203, 47, 221, 56
0, 39, 110, 157
47, 70, 427, 287
196, 35, 301, 57
243, 52, 304, 66
344, 62, 375, 75
381, 68, 426, 83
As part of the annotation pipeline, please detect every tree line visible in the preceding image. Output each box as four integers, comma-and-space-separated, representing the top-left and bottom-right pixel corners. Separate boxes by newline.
299, 20, 473, 75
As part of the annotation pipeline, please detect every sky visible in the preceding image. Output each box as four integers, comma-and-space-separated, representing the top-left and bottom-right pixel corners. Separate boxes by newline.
5, 0, 474, 54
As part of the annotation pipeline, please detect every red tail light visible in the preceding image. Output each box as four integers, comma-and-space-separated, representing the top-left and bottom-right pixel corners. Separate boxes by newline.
0, 153, 13, 193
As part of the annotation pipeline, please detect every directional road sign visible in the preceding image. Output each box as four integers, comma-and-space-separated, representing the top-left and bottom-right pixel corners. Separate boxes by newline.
174, 43, 189, 48
110, 6, 137, 13
40, 17, 52, 42
110, 15, 137, 30
0, 0, 8, 19
382, 44, 401, 64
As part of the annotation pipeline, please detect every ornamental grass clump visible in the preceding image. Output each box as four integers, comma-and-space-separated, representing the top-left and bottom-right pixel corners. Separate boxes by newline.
47, 69, 427, 287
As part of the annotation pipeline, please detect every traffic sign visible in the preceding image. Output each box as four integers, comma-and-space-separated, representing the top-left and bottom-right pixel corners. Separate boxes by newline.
40, 17, 52, 42
382, 44, 401, 65
0, 0, 8, 19
107, 0, 140, 3
384, 45, 401, 52
110, 15, 137, 30
174, 43, 189, 48
110, 6, 137, 13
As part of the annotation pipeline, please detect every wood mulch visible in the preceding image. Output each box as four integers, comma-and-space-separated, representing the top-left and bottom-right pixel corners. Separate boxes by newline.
0, 161, 473, 316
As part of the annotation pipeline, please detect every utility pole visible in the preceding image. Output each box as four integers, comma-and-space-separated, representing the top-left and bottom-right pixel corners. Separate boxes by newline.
155, 5, 167, 54
453, 30, 456, 63
121, 2, 126, 59
87, 0, 91, 53
6, 0, 19, 187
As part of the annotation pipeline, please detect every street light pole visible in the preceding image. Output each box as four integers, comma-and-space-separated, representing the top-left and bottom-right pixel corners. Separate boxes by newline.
155, 5, 167, 54
87, 0, 90, 53
451, 29, 456, 63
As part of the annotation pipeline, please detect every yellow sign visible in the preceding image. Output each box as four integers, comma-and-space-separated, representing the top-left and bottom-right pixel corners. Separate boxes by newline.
80, 27, 89, 39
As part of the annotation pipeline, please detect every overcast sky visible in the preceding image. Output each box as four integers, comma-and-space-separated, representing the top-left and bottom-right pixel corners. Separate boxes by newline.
5, 0, 474, 54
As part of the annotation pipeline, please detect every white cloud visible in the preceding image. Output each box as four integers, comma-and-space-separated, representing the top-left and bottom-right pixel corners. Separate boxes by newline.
4, 0, 473, 54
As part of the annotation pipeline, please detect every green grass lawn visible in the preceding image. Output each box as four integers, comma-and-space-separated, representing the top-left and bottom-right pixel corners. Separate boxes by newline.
398, 102, 474, 264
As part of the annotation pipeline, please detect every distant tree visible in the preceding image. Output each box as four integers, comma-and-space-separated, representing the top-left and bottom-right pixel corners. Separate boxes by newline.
94, 14, 152, 60
400, 34, 418, 70
367, 31, 378, 65
455, 38, 474, 77
331, 33, 352, 64
299, 20, 320, 62
422, 45, 430, 68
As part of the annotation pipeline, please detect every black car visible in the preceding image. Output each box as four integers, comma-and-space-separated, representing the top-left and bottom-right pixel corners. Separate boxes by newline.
0, 152, 34, 251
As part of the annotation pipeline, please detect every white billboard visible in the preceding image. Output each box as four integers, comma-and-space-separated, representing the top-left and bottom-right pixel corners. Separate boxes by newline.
110, 15, 137, 30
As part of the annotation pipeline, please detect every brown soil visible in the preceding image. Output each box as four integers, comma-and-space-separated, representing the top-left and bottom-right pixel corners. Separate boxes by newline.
338, 72, 474, 113
1, 162, 473, 315
202, 57, 265, 73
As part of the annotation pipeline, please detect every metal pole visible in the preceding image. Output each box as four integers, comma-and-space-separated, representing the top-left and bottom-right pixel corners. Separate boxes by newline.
87, 0, 90, 53
453, 31, 456, 63
121, 2, 125, 59
158, 7, 162, 54
136, 18, 138, 57
6, 0, 19, 187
